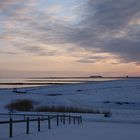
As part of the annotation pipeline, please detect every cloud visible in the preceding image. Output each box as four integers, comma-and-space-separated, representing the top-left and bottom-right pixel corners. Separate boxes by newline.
47, 4, 64, 14
21, 45, 56, 56
0, 0, 140, 64
64, 0, 140, 64
77, 56, 109, 63
84, 0, 140, 29
0, 50, 19, 55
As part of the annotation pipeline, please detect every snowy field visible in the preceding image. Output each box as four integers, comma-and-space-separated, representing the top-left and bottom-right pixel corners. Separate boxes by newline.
0, 113, 140, 140
0, 79, 140, 139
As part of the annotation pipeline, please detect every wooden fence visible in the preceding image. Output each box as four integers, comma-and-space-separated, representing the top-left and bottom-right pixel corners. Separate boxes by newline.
0, 113, 82, 138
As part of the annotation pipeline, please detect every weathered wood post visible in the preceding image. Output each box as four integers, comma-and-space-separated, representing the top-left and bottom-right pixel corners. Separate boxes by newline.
80, 116, 82, 124
9, 118, 13, 138
74, 117, 76, 124
69, 115, 71, 124
63, 114, 65, 125
26, 117, 29, 134
48, 116, 51, 129
38, 117, 40, 132
57, 114, 59, 126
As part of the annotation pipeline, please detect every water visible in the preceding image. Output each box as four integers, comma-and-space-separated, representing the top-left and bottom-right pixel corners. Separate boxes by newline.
0, 77, 123, 89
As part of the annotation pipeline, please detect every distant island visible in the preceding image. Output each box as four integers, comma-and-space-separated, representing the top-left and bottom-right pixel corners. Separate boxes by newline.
26, 76, 140, 79
89, 76, 103, 78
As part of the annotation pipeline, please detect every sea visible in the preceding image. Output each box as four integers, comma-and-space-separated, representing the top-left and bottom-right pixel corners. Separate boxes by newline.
0, 77, 132, 89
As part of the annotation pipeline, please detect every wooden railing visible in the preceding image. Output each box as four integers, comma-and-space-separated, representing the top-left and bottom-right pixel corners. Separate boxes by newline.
0, 113, 82, 138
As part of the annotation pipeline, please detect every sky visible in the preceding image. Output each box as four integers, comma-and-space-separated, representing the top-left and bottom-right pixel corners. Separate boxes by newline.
0, 0, 140, 77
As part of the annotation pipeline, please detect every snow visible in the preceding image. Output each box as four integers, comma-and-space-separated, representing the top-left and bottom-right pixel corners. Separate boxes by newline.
0, 79, 140, 139
0, 114, 140, 140
0, 79, 140, 111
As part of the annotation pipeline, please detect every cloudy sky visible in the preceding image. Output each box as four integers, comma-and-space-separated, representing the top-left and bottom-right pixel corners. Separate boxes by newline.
0, 0, 140, 77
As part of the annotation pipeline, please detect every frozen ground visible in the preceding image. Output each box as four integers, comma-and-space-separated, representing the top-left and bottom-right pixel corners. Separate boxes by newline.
0, 79, 140, 111
0, 113, 140, 140
0, 79, 140, 139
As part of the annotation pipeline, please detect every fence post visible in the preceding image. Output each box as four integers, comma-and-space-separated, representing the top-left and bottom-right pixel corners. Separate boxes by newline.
9, 118, 13, 138
80, 116, 82, 124
63, 114, 65, 125
26, 117, 29, 134
69, 115, 71, 124
74, 117, 76, 124
57, 114, 59, 126
38, 117, 40, 132
48, 116, 51, 129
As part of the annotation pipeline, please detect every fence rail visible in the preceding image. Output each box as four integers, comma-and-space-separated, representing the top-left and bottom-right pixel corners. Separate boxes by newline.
0, 113, 82, 138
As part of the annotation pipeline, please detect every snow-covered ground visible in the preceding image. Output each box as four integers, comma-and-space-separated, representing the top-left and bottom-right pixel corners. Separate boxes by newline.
0, 79, 140, 139
0, 113, 140, 140
0, 79, 140, 111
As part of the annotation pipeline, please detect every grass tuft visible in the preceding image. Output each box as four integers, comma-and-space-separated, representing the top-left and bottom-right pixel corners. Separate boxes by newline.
5, 99, 35, 111
35, 105, 105, 114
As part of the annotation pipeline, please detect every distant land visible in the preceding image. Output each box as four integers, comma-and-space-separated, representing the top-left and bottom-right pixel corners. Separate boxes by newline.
27, 76, 140, 79
89, 76, 103, 78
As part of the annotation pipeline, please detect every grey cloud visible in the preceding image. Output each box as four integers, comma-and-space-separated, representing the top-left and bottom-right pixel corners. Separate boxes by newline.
0, 0, 19, 10
0, 0, 80, 56
21, 45, 56, 56
1, 0, 140, 64
104, 34, 140, 63
0, 50, 19, 55
64, 0, 140, 64
77, 56, 109, 63
83, 0, 140, 30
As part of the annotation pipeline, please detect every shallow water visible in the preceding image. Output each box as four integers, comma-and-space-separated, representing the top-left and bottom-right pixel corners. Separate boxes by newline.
0, 77, 126, 89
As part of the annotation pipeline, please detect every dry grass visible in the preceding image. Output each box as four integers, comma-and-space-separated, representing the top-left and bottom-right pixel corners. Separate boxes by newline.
5, 99, 35, 111
5, 100, 111, 115
35, 105, 105, 114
